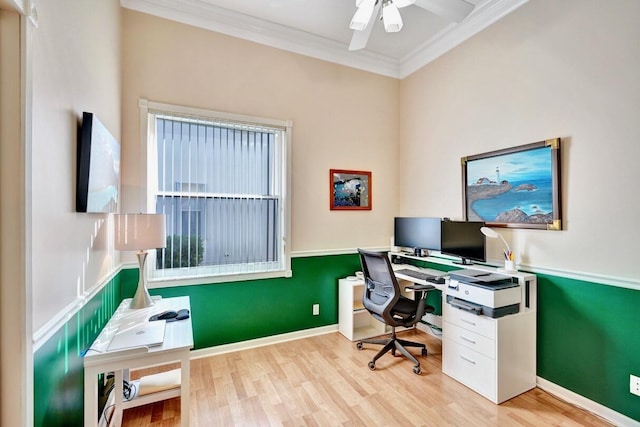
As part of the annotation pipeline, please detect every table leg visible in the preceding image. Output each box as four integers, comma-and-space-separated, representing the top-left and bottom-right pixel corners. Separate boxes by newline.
180, 354, 190, 427
114, 369, 124, 425
84, 368, 98, 427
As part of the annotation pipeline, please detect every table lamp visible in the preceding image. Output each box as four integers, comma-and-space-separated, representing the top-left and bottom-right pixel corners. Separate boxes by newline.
115, 213, 166, 309
480, 226, 515, 271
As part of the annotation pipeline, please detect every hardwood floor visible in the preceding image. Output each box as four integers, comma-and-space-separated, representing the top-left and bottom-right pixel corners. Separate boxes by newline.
122, 330, 612, 426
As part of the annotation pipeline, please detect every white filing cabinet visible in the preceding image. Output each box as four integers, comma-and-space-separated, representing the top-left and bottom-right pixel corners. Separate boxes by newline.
442, 271, 537, 404
338, 278, 386, 341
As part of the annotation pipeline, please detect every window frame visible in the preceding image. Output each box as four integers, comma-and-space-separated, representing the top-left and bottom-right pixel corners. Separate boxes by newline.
138, 99, 292, 287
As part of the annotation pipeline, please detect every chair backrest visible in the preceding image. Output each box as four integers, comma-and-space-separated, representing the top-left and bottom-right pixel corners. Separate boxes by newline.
358, 249, 401, 324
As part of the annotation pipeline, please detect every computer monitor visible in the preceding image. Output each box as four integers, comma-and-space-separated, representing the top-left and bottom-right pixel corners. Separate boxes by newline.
393, 217, 441, 256
440, 220, 486, 265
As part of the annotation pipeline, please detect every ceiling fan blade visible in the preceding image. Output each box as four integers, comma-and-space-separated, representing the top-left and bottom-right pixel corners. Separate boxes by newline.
349, 1, 381, 51
414, 0, 474, 23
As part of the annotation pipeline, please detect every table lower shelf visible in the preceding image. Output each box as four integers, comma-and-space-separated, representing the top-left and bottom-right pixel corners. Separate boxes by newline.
123, 385, 181, 410
123, 368, 182, 409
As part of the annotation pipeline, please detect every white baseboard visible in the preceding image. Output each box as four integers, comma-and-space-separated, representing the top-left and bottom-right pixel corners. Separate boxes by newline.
537, 377, 640, 427
189, 325, 338, 359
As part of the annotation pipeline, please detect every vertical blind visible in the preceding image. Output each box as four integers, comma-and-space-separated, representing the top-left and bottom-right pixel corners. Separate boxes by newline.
150, 113, 285, 280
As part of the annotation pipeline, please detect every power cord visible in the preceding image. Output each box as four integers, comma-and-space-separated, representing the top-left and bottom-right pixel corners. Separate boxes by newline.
101, 378, 137, 426
428, 324, 443, 336
80, 348, 104, 357
123, 380, 137, 401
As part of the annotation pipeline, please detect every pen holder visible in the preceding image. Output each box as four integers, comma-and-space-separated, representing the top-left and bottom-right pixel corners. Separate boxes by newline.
504, 260, 516, 272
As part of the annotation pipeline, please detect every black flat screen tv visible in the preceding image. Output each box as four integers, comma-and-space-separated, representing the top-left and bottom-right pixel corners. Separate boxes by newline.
76, 112, 120, 213
394, 217, 441, 256
440, 220, 486, 265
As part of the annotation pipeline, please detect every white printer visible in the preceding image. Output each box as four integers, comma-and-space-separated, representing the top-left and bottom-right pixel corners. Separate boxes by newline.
445, 269, 520, 318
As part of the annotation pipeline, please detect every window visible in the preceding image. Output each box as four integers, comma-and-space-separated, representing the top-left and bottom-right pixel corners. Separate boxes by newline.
139, 99, 292, 284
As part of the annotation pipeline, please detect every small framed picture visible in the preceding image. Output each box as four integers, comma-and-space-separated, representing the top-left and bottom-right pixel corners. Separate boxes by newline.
330, 169, 372, 211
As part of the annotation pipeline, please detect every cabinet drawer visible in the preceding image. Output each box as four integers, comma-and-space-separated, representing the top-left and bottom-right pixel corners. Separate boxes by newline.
443, 339, 496, 402
444, 302, 496, 339
444, 321, 495, 359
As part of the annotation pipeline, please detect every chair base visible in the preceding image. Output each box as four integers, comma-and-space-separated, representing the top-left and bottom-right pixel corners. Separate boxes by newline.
357, 327, 427, 375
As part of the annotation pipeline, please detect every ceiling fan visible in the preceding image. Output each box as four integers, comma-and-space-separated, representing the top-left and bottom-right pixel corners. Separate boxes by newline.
349, 0, 476, 51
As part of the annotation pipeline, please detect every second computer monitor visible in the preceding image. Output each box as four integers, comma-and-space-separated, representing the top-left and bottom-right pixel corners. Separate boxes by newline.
394, 217, 442, 256
440, 220, 486, 265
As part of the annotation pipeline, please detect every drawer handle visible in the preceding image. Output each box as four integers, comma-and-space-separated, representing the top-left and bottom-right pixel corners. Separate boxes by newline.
460, 355, 476, 365
460, 336, 476, 345
461, 318, 476, 326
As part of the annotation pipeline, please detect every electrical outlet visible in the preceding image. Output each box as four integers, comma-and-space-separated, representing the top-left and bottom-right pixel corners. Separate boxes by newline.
631, 374, 640, 397
312, 304, 320, 316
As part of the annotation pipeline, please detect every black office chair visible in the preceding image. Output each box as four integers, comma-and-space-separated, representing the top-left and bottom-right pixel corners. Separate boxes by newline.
356, 249, 435, 375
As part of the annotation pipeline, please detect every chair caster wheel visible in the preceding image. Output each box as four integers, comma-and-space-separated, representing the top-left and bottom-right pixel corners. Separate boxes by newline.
356, 342, 363, 350
368, 361, 376, 371
421, 348, 427, 356
413, 366, 421, 375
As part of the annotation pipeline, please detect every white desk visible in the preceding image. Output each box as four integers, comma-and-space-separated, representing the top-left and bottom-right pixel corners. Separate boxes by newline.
386, 253, 538, 403
83, 296, 193, 427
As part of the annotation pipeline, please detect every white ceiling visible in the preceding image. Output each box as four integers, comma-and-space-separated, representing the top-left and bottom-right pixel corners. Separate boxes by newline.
121, 0, 528, 78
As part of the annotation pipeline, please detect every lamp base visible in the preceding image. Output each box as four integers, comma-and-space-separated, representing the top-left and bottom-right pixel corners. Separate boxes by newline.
130, 251, 155, 309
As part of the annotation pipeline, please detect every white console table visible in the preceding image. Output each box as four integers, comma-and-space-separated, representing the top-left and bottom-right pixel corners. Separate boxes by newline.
83, 296, 193, 427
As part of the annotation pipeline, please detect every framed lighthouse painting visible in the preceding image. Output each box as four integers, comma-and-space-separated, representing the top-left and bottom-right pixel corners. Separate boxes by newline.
461, 138, 562, 230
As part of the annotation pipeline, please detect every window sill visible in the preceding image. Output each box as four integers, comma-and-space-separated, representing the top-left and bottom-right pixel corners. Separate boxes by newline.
146, 269, 293, 289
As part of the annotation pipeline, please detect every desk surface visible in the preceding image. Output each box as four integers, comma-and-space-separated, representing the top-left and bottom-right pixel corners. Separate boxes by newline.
84, 296, 193, 366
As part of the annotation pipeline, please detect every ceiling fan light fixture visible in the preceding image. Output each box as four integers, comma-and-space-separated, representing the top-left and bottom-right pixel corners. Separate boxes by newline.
350, 0, 376, 31
382, 2, 403, 32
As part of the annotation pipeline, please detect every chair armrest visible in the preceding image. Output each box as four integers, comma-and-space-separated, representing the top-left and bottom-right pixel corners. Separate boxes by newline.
405, 284, 435, 292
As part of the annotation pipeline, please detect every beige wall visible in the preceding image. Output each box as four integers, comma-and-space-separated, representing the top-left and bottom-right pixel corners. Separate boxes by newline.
30, 0, 121, 331
121, 10, 399, 254
400, 0, 640, 279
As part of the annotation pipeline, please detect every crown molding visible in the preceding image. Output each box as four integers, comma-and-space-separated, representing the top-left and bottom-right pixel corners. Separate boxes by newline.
121, 0, 400, 77
400, 0, 529, 78
0, 0, 25, 14
121, 0, 528, 79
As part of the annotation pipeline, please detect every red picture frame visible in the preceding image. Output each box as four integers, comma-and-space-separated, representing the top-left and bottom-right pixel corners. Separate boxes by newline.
330, 169, 372, 211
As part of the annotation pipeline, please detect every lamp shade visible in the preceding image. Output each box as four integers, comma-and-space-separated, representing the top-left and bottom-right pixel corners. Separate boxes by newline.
480, 226, 512, 260
114, 213, 166, 251
383, 2, 403, 32
350, 0, 375, 30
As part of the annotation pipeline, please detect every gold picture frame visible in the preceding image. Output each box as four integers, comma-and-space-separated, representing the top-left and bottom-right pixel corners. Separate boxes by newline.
462, 138, 562, 230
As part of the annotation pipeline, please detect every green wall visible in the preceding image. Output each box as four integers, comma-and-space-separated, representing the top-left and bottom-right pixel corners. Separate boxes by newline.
122, 254, 361, 349
33, 274, 121, 427
537, 274, 640, 421
32, 255, 640, 425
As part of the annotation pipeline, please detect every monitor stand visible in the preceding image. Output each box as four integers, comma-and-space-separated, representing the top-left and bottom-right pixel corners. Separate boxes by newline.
453, 258, 474, 265
413, 248, 428, 257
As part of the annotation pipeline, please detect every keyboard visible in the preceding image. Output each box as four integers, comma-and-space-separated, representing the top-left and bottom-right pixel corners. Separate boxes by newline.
394, 268, 435, 281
